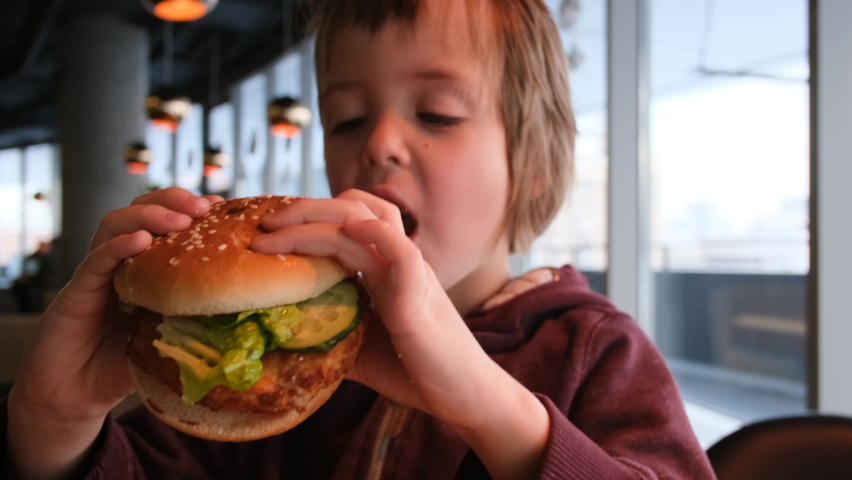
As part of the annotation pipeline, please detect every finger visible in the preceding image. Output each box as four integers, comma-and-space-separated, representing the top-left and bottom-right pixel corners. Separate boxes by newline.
342, 218, 423, 277
202, 194, 225, 205
129, 186, 212, 217
91, 204, 192, 252
74, 231, 152, 296
251, 224, 384, 274
336, 189, 406, 233
261, 197, 377, 231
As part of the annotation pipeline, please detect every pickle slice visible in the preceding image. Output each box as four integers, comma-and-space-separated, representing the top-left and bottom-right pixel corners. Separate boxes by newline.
282, 281, 360, 350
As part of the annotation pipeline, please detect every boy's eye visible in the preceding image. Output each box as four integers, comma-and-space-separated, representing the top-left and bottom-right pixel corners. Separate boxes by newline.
331, 117, 366, 135
417, 112, 462, 127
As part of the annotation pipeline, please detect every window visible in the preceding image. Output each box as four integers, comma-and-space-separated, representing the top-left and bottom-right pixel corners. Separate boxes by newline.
271, 53, 304, 196
236, 72, 268, 197
649, 0, 809, 431
529, 0, 608, 293
207, 102, 236, 196
0, 144, 61, 287
0, 149, 24, 284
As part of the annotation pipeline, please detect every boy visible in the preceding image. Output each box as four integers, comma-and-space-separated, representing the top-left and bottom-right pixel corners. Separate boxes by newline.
2, 0, 715, 478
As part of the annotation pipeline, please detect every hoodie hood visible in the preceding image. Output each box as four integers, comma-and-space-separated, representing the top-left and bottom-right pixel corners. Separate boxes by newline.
466, 265, 619, 354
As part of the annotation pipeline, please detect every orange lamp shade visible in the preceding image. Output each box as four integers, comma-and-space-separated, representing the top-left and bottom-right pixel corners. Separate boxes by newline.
150, 118, 179, 133
153, 0, 209, 22
127, 161, 149, 175
203, 164, 222, 177
271, 123, 301, 139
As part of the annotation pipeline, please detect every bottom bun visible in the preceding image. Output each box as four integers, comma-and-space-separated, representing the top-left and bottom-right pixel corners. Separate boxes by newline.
130, 364, 344, 442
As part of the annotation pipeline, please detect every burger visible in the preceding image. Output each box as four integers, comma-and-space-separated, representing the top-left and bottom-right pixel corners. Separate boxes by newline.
114, 195, 368, 441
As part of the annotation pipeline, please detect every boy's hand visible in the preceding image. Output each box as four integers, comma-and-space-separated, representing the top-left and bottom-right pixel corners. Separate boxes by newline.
7, 188, 220, 479
251, 190, 542, 435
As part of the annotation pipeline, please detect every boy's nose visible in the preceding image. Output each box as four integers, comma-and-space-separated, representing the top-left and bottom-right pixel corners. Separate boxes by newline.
361, 113, 411, 169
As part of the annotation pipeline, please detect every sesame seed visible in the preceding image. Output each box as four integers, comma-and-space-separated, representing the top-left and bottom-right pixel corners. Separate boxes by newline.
218, 244, 227, 251
251, 215, 259, 220
278, 254, 286, 261
166, 239, 173, 244
125, 257, 133, 264
169, 257, 178, 265
193, 240, 202, 246
186, 246, 194, 251
201, 257, 209, 262
224, 215, 230, 219
268, 208, 275, 213
237, 215, 245, 220
211, 218, 219, 223
250, 204, 258, 209
208, 230, 216, 234
298, 356, 304, 361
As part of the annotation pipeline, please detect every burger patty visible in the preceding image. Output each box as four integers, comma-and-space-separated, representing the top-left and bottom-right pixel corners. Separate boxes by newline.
127, 307, 367, 415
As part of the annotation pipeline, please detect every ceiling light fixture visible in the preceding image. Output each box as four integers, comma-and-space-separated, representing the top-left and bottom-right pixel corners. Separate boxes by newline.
145, 22, 191, 133
203, 147, 230, 177
139, 0, 219, 22
146, 88, 192, 133
268, 96, 311, 139
125, 142, 153, 175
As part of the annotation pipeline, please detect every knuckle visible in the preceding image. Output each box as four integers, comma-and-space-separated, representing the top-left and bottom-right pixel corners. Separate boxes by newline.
139, 203, 163, 221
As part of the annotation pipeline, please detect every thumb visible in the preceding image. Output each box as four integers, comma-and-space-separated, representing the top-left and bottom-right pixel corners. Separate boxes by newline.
51, 230, 152, 323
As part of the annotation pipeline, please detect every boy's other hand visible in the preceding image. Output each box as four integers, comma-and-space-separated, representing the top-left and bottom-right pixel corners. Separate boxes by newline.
7, 187, 221, 479
251, 189, 509, 431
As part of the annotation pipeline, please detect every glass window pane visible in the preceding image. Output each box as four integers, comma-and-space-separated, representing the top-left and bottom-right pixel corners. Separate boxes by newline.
272, 53, 303, 196
308, 62, 331, 199
145, 124, 174, 188
649, 0, 808, 433
237, 72, 268, 197
0, 149, 23, 282
208, 102, 235, 196
23, 145, 58, 257
175, 104, 204, 194
529, 0, 608, 293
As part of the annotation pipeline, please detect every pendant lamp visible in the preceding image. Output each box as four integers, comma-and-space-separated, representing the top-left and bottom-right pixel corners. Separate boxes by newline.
146, 88, 192, 133
203, 147, 230, 177
139, 0, 218, 22
125, 142, 153, 175
268, 96, 311, 139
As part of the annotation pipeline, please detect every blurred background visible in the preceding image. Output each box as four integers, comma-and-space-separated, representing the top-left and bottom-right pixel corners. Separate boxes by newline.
1, 0, 849, 450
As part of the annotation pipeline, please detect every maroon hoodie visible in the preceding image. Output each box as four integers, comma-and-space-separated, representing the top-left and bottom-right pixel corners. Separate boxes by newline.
1, 265, 715, 479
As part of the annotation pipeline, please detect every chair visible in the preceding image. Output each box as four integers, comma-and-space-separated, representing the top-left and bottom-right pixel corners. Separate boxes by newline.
707, 414, 852, 480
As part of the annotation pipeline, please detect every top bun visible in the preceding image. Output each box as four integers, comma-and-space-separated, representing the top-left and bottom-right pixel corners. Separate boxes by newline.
114, 195, 348, 316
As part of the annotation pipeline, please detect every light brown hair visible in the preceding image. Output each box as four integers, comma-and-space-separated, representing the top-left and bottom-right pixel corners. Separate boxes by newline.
311, 0, 576, 253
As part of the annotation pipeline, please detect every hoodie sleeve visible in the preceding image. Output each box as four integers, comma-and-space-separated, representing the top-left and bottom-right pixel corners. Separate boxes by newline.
532, 312, 715, 480
1, 397, 300, 480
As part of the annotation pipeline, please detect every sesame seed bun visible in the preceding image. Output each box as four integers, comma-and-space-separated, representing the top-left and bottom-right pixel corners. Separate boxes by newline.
114, 195, 349, 316
113, 195, 367, 441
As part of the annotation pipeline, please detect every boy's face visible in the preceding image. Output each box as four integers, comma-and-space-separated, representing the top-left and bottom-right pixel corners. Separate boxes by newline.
319, 2, 511, 300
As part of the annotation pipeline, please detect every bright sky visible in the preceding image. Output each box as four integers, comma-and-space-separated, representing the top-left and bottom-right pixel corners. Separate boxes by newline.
651, 78, 809, 238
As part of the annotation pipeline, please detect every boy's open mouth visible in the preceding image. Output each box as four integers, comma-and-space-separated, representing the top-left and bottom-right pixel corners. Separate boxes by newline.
401, 210, 418, 237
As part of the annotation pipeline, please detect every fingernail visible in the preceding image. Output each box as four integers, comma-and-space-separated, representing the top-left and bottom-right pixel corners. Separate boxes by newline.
193, 197, 210, 213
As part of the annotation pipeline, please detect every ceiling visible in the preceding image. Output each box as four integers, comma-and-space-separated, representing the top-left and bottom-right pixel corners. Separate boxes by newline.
0, 0, 310, 150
